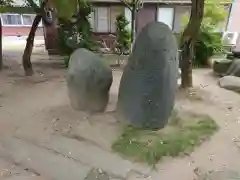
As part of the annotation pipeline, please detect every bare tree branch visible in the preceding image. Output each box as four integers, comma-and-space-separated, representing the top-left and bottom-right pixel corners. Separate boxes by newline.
119, 0, 132, 11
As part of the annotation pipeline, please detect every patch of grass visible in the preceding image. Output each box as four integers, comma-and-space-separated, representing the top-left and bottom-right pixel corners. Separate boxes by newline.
112, 111, 219, 166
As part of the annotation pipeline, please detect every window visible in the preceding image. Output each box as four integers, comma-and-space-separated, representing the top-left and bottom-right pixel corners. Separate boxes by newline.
22, 14, 35, 26
1, 14, 22, 26
90, 6, 123, 33
157, 8, 174, 30
96, 7, 109, 32
0, 13, 41, 27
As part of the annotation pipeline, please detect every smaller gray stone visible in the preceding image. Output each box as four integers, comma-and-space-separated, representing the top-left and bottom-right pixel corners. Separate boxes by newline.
213, 59, 232, 76
225, 59, 240, 77
219, 76, 240, 92
67, 48, 113, 113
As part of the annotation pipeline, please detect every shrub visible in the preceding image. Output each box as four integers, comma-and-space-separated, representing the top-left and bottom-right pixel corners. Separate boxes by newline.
57, 0, 98, 66
115, 13, 131, 54
194, 31, 223, 67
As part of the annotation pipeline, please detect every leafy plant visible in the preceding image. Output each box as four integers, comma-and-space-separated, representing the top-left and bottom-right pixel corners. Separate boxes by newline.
54, 0, 78, 20
194, 31, 223, 67
57, 0, 98, 66
181, 0, 227, 67
115, 13, 131, 54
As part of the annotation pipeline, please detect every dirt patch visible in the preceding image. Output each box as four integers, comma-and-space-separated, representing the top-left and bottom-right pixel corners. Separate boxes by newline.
1, 49, 240, 179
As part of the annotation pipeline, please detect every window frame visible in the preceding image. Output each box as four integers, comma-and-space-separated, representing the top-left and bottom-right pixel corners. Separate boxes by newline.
1, 13, 23, 27
22, 13, 43, 27
88, 5, 122, 33
95, 6, 110, 33
0, 13, 43, 27
21, 14, 36, 26
157, 7, 175, 30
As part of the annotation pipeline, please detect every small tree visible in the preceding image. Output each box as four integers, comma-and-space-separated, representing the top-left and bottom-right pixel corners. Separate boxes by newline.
119, 0, 143, 47
22, 0, 79, 76
115, 13, 131, 65
0, 0, 13, 70
22, 0, 50, 76
58, 0, 96, 66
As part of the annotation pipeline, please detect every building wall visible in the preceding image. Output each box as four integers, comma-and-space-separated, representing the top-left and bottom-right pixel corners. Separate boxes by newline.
124, 4, 190, 33
43, 3, 195, 51
43, 2, 232, 52
227, 0, 240, 32
136, 4, 157, 33
2, 27, 43, 36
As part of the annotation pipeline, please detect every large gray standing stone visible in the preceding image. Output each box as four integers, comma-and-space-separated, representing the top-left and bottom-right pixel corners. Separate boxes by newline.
67, 48, 113, 113
117, 22, 179, 130
219, 75, 240, 92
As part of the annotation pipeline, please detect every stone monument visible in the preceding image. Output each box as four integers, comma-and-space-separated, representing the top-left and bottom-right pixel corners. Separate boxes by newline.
117, 22, 179, 130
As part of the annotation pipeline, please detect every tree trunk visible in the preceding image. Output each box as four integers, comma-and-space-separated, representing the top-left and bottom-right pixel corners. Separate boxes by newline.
22, 14, 42, 76
180, 0, 205, 88
0, 18, 3, 71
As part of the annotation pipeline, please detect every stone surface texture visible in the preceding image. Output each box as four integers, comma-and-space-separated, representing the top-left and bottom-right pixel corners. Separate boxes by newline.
67, 48, 113, 112
117, 22, 179, 130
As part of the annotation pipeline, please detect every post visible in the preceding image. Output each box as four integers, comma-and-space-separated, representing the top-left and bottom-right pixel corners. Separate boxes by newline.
131, 1, 136, 42
130, 0, 137, 50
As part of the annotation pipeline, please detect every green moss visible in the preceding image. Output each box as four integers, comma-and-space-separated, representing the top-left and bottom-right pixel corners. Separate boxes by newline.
112, 112, 219, 166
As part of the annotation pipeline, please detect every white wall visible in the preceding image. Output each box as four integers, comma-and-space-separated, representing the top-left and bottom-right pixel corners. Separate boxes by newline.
227, 0, 240, 32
